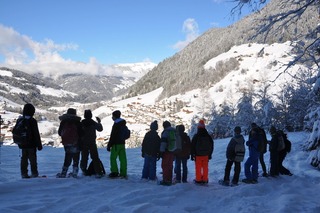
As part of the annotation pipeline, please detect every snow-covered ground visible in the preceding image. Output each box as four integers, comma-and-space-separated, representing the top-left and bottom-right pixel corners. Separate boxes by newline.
0, 131, 319, 213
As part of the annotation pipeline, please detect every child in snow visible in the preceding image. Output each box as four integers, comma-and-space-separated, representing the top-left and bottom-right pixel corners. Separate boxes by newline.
57, 108, 82, 178
107, 110, 129, 179
191, 120, 214, 185
80, 109, 104, 178
220, 126, 245, 186
242, 127, 260, 184
15, 103, 43, 178
141, 120, 161, 181
174, 124, 191, 183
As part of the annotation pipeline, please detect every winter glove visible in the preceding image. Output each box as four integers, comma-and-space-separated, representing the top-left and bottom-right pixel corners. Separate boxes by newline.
38, 145, 43, 151
96, 117, 101, 123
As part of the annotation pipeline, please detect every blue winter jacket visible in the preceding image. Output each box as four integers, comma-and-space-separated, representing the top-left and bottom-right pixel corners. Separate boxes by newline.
246, 134, 260, 159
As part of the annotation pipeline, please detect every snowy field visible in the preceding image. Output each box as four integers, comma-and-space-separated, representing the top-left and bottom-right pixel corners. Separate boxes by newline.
0, 131, 319, 213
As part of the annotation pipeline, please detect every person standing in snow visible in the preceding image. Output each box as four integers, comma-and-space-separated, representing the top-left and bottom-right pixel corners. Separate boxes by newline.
107, 110, 128, 179
15, 103, 43, 178
220, 126, 245, 186
141, 120, 161, 181
57, 108, 82, 178
174, 124, 191, 183
269, 126, 280, 177
159, 120, 176, 185
277, 130, 293, 176
190, 120, 214, 185
249, 123, 268, 177
242, 127, 260, 184
80, 109, 104, 178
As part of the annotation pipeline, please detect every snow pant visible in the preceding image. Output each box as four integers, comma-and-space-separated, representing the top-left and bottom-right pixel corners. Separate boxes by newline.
195, 155, 209, 182
21, 148, 38, 177
161, 151, 174, 183
142, 154, 157, 180
62, 145, 80, 175
80, 142, 103, 175
278, 150, 291, 175
259, 152, 267, 174
224, 159, 241, 184
269, 151, 279, 176
110, 144, 127, 177
175, 157, 188, 182
244, 155, 259, 180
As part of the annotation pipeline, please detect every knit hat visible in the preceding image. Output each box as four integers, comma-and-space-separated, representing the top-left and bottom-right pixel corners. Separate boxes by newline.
251, 123, 258, 128
23, 103, 35, 116
112, 110, 121, 119
198, 120, 205, 129
163, 120, 171, 129
150, 120, 158, 131
84, 109, 92, 119
67, 108, 77, 115
234, 126, 241, 133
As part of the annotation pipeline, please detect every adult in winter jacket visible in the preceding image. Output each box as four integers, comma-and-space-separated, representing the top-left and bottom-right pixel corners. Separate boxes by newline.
16, 103, 43, 178
250, 123, 268, 177
159, 120, 176, 185
174, 124, 191, 183
80, 109, 104, 178
57, 108, 82, 178
107, 110, 128, 178
191, 120, 214, 185
221, 126, 245, 186
141, 120, 161, 181
242, 127, 260, 184
269, 126, 280, 177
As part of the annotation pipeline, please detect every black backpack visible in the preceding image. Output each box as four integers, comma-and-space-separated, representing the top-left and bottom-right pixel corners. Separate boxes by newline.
196, 136, 212, 156
12, 117, 31, 145
120, 125, 131, 141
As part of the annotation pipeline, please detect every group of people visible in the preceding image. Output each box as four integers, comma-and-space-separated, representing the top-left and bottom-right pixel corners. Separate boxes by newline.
16, 103, 127, 179
15, 103, 292, 185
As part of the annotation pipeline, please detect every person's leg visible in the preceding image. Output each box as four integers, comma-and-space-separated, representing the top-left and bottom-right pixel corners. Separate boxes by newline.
175, 157, 182, 182
110, 145, 119, 175
182, 158, 188, 182
142, 155, 150, 179
223, 160, 233, 182
118, 144, 127, 177
149, 156, 157, 180
202, 156, 209, 182
29, 148, 39, 177
80, 147, 89, 173
232, 161, 241, 184
20, 149, 29, 178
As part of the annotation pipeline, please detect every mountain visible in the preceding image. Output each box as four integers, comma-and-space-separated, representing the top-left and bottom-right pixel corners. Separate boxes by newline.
0, 62, 156, 106
126, 0, 318, 99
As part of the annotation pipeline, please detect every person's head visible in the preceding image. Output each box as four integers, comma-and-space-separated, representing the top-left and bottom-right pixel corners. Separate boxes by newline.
163, 120, 171, 129
84, 109, 92, 119
67, 108, 77, 115
270, 126, 277, 134
150, 120, 158, 131
112, 110, 121, 120
23, 103, 35, 116
234, 126, 241, 134
198, 119, 205, 129
251, 123, 258, 128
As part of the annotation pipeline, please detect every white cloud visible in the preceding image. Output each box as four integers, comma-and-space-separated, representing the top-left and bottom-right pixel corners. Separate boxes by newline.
172, 18, 200, 51
0, 24, 122, 78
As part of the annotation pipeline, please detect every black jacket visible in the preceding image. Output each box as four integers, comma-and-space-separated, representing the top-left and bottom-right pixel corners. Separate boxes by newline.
18, 116, 42, 150
108, 118, 127, 148
141, 130, 161, 157
81, 118, 103, 144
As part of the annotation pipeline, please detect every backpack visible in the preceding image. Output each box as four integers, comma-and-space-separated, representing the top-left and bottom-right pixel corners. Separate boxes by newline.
196, 136, 212, 156
86, 159, 106, 176
61, 122, 79, 145
167, 129, 179, 152
284, 138, 292, 153
120, 125, 131, 141
12, 117, 31, 145
234, 138, 245, 162
257, 128, 267, 153
277, 131, 285, 151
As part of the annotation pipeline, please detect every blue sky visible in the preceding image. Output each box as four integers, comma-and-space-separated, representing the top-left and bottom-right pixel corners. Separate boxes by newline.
0, 0, 268, 76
